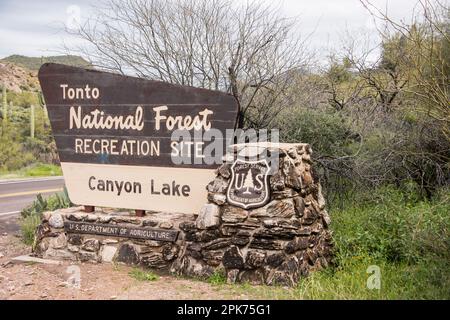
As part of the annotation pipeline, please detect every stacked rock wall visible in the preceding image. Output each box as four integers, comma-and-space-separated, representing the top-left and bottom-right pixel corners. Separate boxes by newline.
34, 143, 332, 286
34, 209, 190, 269
172, 143, 333, 286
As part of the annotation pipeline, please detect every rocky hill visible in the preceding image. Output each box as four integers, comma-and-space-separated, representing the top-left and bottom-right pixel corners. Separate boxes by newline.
0, 62, 39, 93
0, 55, 91, 93
1, 55, 91, 72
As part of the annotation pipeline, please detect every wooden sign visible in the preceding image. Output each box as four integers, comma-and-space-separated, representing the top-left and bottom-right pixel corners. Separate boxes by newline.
38, 63, 239, 213
64, 221, 179, 242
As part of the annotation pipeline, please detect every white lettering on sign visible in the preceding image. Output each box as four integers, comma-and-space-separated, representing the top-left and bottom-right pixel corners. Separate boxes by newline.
74, 138, 160, 156
61, 163, 215, 214
69, 106, 144, 131
60, 84, 100, 100
153, 105, 213, 131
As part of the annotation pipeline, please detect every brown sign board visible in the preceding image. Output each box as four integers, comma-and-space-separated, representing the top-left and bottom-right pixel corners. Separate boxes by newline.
64, 221, 179, 242
39, 63, 239, 213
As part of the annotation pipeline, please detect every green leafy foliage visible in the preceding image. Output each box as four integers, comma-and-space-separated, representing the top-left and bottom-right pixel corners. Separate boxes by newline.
208, 269, 227, 285
20, 215, 41, 246
129, 268, 159, 281
19, 188, 72, 245
0, 89, 57, 173
21, 187, 72, 219
227, 188, 450, 299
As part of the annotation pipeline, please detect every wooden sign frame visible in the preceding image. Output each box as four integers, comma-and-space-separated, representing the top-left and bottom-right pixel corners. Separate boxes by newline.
39, 63, 239, 214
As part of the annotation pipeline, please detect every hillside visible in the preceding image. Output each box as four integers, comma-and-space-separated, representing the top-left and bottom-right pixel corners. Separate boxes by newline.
0, 54, 92, 93
1, 55, 91, 72
0, 62, 39, 92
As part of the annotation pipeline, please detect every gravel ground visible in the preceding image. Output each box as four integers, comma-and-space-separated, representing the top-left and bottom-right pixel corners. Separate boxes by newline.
0, 235, 260, 300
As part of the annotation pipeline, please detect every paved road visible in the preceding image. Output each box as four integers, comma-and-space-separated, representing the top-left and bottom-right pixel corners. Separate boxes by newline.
0, 177, 65, 234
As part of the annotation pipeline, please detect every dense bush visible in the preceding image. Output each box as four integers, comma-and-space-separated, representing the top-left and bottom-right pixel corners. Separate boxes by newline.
275, 109, 361, 207
328, 187, 450, 299
21, 188, 72, 219
0, 91, 57, 173
20, 188, 72, 246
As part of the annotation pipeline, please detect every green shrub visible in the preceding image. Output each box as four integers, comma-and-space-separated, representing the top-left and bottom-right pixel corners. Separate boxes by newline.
208, 269, 227, 285
20, 188, 72, 245
276, 109, 356, 156
328, 187, 450, 299
129, 268, 159, 281
22, 163, 62, 177
274, 109, 360, 207
20, 215, 41, 246
21, 188, 72, 219
228, 187, 449, 299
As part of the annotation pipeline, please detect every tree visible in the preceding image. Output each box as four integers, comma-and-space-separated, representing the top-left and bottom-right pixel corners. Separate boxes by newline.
68, 0, 312, 129
242, 169, 254, 194
360, 0, 450, 139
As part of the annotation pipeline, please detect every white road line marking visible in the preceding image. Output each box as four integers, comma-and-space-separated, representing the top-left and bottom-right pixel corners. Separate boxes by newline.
0, 188, 63, 199
0, 211, 20, 217
0, 176, 64, 185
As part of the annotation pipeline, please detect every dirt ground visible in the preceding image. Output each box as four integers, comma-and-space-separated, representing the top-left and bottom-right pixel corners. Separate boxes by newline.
0, 234, 268, 300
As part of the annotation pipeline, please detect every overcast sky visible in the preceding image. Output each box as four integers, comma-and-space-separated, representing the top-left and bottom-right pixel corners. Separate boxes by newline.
0, 0, 422, 63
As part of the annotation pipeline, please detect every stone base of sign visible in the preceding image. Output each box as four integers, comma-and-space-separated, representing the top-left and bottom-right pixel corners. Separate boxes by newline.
33, 143, 332, 286
33, 207, 190, 269
171, 143, 333, 286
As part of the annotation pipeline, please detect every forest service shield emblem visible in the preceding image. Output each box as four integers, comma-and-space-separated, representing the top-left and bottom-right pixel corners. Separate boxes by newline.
226, 159, 271, 209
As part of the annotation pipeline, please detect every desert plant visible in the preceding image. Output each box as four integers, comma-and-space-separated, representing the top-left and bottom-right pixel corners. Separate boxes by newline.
21, 187, 72, 219
1, 84, 6, 123
20, 215, 41, 246
208, 269, 227, 285
129, 268, 159, 281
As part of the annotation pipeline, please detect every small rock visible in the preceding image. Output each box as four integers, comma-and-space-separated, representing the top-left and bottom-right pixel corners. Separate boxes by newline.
216, 163, 231, 179
85, 214, 98, 222
317, 184, 326, 209
98, 215, 112, 223
195, 203, 220, 229
116, 244, 139, 265
110, 295, 117, 300
221, 206, 248, 223
24, 280, 33, 286
160, 245, 177, 262
141, 252, 167, 269
159, 221, 173, 229
78, 251, 98, 262
48, 213, 64, 228
226, 269, 239, 284
67, 244, 80, 253
223, 246, 245, 269
321, 210, 331, 228
82, 239, 100, 252
49, 233, 67, 249
206, 176, 228, 193
42, 211, 52, 222
102, 239, 118, 244
101, 245, 117, 262
245, 250, 266, 268
208, 193, 227, 205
